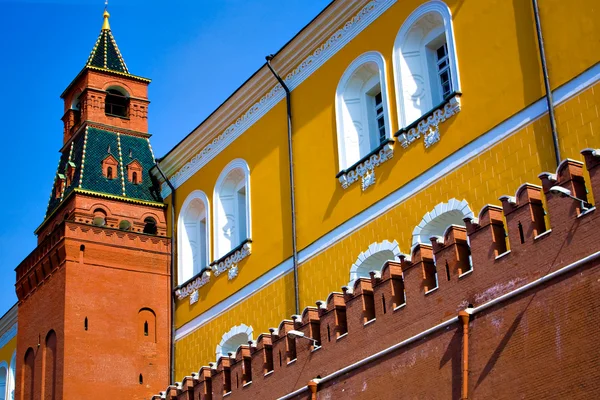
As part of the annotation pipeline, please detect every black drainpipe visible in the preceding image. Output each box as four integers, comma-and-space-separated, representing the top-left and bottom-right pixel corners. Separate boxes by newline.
266, 55, 300, 315
532, 0, 561, 166
154, 160, 177, 384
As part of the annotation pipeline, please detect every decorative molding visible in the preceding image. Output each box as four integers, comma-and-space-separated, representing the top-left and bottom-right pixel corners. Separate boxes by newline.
175, 272, 211, 301
411, 198, 473, 246
228, 265, 239, 280
174, 62, 600, 343
212, 241, 252, 279
396, 94, 461, 148
0, 323, 17, 348
161, 0, 398, 198
338, 141, 394, 190
190, 290, 199, 305
216, 324, 254, 359
349, 240, 402, 284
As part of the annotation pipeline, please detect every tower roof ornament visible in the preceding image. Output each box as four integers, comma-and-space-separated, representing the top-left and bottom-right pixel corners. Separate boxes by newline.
84, 5, 130, 74
102, 9, 111, 31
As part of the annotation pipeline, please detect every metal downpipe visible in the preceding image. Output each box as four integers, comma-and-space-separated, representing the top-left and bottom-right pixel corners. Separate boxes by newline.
532, 0, 561, 166
265, 55, 300, 315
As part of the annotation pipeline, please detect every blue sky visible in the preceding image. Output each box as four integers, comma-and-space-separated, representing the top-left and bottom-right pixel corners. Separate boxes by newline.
0, 0, 332, 314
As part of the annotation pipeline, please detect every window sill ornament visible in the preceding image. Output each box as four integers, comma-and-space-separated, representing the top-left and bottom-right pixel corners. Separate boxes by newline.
337, 140, 394, 191
211, 240, 252, 280
190, 290, 199, 305
175, 271, 211, 302
395, 93, 461, 149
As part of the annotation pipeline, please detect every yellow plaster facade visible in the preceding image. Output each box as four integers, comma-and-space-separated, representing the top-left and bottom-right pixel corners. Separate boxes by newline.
154, 0, 600, 379
0, 305, 17, 399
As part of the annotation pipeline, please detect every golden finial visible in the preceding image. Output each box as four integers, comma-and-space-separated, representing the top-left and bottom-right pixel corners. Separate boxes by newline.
102, 1, 110, 31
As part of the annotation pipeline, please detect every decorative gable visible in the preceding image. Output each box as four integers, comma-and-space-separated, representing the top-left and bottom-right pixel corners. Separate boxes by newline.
66, 161, 76, 187
127, 159, 143, 184
102, 154, 119, 180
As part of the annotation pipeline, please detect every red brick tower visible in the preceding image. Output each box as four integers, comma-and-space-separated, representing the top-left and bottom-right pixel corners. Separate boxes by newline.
14, 10, 171, 400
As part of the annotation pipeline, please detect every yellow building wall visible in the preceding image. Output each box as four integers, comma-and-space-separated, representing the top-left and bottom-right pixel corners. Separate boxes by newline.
0, 336, 16, 366
170, 0, 600, 327
174, 80, 600, 379
173, 98, 293, 326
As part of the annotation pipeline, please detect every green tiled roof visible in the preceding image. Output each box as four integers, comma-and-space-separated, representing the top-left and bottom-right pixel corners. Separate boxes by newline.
45, 127, 162, 217
85, 13, 129, 74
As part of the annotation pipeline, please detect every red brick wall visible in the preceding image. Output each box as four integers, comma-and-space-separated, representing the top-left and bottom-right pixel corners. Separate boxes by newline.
157, 151, 600, 399
16, 206, 170, 400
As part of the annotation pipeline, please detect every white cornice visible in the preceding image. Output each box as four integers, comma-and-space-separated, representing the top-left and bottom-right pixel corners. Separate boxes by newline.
159, 0, 397, 197
0, 304, 17, 347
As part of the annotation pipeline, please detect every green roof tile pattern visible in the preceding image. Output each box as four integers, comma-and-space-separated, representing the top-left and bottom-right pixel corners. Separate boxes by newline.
45, 127, 162, 217
85, 25, 129, 74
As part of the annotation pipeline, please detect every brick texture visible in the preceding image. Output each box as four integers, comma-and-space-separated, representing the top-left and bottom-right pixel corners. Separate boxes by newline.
158, 149, 600, 399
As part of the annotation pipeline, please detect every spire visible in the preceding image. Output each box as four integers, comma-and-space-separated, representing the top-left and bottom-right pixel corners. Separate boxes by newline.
85, 8, 129, 74
102, 10, 110, 31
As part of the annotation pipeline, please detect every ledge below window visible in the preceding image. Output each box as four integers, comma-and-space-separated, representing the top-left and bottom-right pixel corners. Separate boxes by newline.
394, 92, 462, 149
174, 270, 211, 303
211, 239, 252, 280
337, 139, 395, 191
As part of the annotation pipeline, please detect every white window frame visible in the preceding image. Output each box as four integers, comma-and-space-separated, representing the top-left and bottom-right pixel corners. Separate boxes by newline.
178, 190, 211, 285
335, 51, 393, 172
213, 159, 252, 261
392, 0, 461, 128
7, 351, 14, 400
216, 324, 253, 360
0, 361, 7, 400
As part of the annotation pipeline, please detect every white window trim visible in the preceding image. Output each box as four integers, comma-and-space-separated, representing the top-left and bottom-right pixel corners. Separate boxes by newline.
215, 323, 253, 360
392, 0, 461, 129
411, 199, 473, 246
0, 360, 7, 400
335, 51, 394, 172
178, 190, 211, 285
7, 351, 15, 400
349, 240, 402, 285
213, 159, 252, 261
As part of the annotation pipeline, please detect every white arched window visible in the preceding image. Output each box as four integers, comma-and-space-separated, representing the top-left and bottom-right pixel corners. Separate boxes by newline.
178, 190, 210, 284
216, 324, 253, 359
7, 351, 15, 400
349, 240, 402, 285
412, 199, 473, 245
0, 362, 7, 400
214, 159, 251, 260
393, 1, 460, 128
335, 51, 392, 171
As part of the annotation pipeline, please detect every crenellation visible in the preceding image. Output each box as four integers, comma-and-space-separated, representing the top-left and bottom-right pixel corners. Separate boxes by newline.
432, 225, 471, 280
154, 151, 600, 399
500, 184, 547, 247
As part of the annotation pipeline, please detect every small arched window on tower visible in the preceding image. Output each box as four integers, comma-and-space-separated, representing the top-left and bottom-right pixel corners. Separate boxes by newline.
105, 88, 129, 118
72, 92, 82, 127
127, 160, 143, 185
143, 217, 158, 235
66, 162, 76, 187
92, 209, 107, 227
102, 154, 119, 180
138, 308, 156, 342
55, 177, 65, 199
